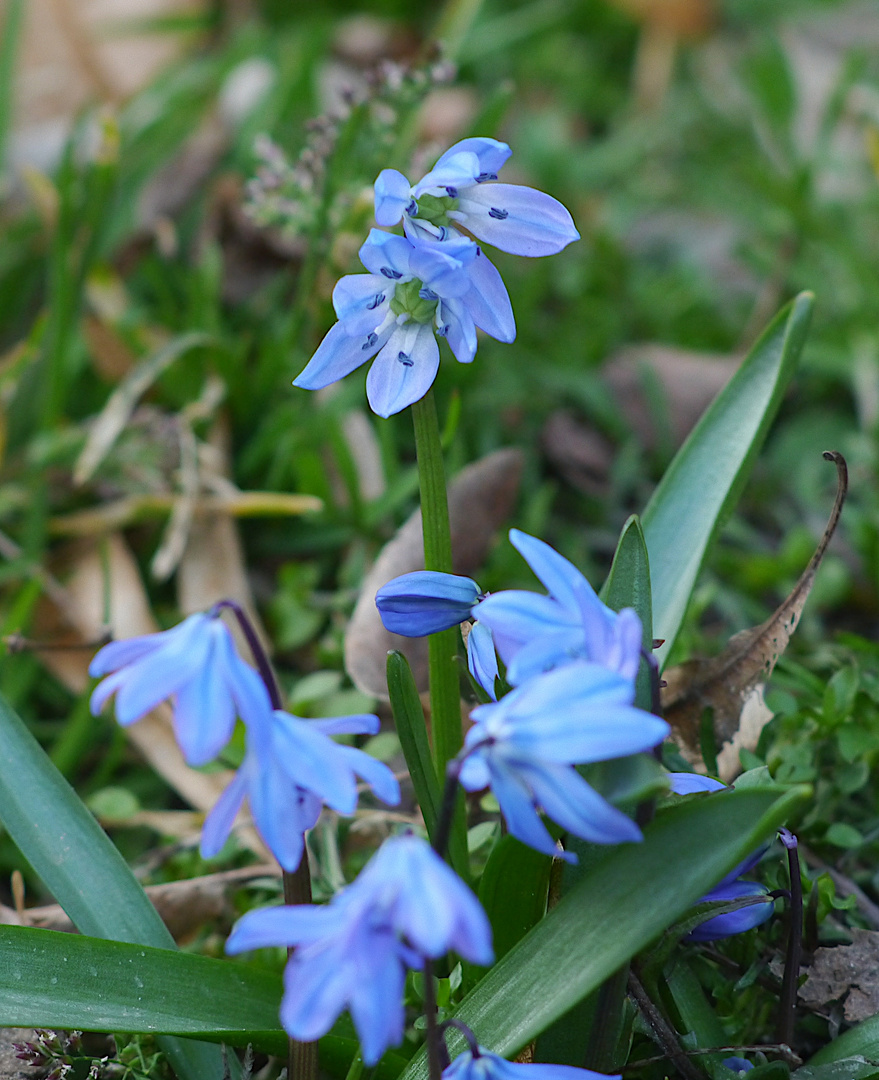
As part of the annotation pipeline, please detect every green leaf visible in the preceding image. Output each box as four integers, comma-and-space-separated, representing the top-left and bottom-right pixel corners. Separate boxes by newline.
386, 651, 469, 883
0, 693, 230, 1080
477, 836, 552, 963
641, 292, 814, 667
601, 513, 653, 635
399, 785, 809, 1080
807, 1012, 879, 1070
0, 927, 407, 1080
795, 1061, 879, 1080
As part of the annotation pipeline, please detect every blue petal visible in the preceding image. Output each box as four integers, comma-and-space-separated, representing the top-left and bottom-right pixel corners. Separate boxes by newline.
443, 1048, 617, 1080
111, 623, 207, 726
272, 712, 359, 813
461, 247, 515, 343
375, 571, 480, 636
293, 321, 381, 392
687, 881, 774, 942
226, 903, 347, 953
200, 769, 248, 858
281, 943, 354, 1043
453, 184, 579, 257
413, 150, 482, 197
467, 621, 499, 700
374, 168, 412, 227
668, 773, 727, 795
358, 229, 414, 279
332, 273, 391, 336
348, 931, 407, 1064
430, 137, 511, 180
409, 235, 477, 299
335, 744, 401, 806
366, 322, 439, 418
520, 760, 642, 845
508, 529, 584, 611
504, 630, 583, 686
249, 755, 310, 871
488, 758, 571, 861
439, 297, 477, 364
88, 634, 160, 677
310, 714, 380, 736
173, 629, 238, 765
722, 1058, 754, 1073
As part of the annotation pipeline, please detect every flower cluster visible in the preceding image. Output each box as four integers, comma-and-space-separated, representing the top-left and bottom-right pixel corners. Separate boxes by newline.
294, 137, 579, 417
89, 607, 400, 871
375, 528, 669, 859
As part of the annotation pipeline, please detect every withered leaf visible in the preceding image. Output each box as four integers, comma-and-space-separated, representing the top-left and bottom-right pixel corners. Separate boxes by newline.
663, 451, 847, 780
345, 447, 524, 699
800, 928, 879, 1022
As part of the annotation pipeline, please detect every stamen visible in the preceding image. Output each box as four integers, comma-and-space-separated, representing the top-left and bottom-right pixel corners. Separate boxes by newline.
367, 293, 385, 310
362, 332, 378, 350
381, 267, 403, 279
444, 186, 458, 197
419, 287, 438, 300
476, 172, 497, 182
488, 207, 508, 220
397, 352, 414, 367
406, 199, 418, 216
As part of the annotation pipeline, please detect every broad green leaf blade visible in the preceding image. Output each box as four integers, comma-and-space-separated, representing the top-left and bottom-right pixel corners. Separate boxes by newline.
0, 927, 407, 1080
641, 292, 814, 667
477, 835, 551, 963
0, 693, 229, 1080
808, 1013, 879, 1069
400, 785, 809, 1080
600, 513, 653, 637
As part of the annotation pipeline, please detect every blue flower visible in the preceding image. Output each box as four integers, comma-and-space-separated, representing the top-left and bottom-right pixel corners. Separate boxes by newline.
375, 571, 482, 636
458, 661, 670, 860
294, 229, 514, 418
687, 880, 775, 942
202, 711, 400, 871
466, 620, 500, 701
667, 772, 727, 795
89, 611, 272, 766
443, 1047, 618, 1080
721, 1059, 754, 1074
226, 833, 493, 1063
375, 137, 580, 257
475, 530, 643, 687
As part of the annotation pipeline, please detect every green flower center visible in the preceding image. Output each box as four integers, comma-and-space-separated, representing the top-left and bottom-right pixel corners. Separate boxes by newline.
412, 193, 458, 229
390, 279, 439, 325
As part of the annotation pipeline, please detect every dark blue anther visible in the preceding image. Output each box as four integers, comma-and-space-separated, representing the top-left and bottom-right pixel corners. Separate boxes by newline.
476, 172, 497, 183
381, 267, 403, 279
406, 199, 418, 216
362, 332, 378, 350
488, 207, 508, 220
437, 227, 448, 240
419, 287, 438, 300
367, 293, 385, 310
397, 352, 414, 367
437, 324, 450, 338
444, 186, 458, 197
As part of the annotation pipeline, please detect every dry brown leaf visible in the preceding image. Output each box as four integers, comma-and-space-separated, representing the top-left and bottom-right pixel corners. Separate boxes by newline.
663, 452, 848, 780
345, 447, 524, 698
0, 865, 279, 940
800, 928, 879, 1022
541, 410, 615, 495
32, 533, 269, 858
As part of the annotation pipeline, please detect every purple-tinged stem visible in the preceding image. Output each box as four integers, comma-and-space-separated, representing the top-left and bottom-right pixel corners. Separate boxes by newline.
776, 829, 802, 1049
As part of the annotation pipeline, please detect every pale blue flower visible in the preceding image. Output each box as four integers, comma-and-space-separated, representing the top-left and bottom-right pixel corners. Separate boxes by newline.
294, 229, 514, 418
476, 530, 643, 687
89, 612, 271, 766
443, 1047, 618, 1080
201, 711, 400, 871
375, 571, 482, 636
375, 137, 580, 257
466, 620, 499, 701
458, 661, 669, 860
226, 833, 492, 1063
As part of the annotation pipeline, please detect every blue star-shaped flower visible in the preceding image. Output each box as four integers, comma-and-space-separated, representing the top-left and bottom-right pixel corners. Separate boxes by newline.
443, 1046, 618, 1080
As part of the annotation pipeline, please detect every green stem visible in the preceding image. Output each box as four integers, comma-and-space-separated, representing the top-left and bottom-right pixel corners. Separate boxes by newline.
410, 391, 462, 778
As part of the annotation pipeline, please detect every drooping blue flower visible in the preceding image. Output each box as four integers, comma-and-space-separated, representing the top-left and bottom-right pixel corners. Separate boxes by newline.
466, 620, 500, 701
375, 137, 580, 257
89, 611, 272, 766
375, 570, 482, 636
202, 710, 400, 871
294, 229, 514, 418
475, 530, 643, 687
443, 1047, 618, 1080
458, 661, 670, 860
226, 833, 493, 1063
687, 879, 775, 942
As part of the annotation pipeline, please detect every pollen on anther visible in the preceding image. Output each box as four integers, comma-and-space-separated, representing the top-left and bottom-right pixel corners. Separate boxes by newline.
397, 352, 414, 367
381, 267, 403, 279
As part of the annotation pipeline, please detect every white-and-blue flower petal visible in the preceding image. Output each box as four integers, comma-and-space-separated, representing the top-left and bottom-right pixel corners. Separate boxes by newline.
439, 297, 477, 364
461, 247, 516, 343
452, 183, 579, 257
374, 168, 413, 227
413, 150, 482, 197
293, 320, 385, 392
358, 229, 414, 280
332, 273, 392, 335
430, 137, 511, 181
366, 322, 439, 417
509, 529, 584, 611
467, 620, 499, 700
